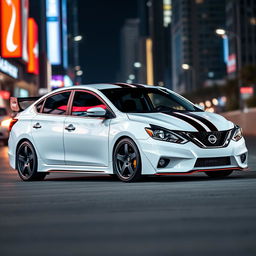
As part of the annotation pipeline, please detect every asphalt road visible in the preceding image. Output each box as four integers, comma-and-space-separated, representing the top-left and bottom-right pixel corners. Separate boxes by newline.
0, 137, 256, 256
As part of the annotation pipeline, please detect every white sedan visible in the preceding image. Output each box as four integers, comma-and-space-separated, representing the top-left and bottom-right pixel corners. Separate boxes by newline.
8, 83, 248, 182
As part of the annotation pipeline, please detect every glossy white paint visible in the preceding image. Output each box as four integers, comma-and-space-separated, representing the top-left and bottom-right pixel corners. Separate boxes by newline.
64, 116, 110, 166
31, 114, 66, 165
8, 84, 248, 176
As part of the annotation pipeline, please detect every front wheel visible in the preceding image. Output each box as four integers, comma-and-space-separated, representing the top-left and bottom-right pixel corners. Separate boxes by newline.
205, 170, 233, 178
16, 141, 46, 181
113, 138, 142, 182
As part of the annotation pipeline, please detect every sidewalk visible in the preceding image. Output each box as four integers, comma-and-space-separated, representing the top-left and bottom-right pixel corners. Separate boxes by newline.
221, 108, 256, 136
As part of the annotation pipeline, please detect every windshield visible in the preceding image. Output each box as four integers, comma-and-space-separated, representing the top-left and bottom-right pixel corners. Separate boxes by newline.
101, 88, 200, 113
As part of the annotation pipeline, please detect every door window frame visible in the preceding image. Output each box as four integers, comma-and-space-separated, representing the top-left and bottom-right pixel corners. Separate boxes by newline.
67, 89, 115, 118
35, 90, 73, 116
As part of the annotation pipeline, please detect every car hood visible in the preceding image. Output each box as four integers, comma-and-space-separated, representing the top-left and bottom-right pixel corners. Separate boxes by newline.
127, 111, 234, 132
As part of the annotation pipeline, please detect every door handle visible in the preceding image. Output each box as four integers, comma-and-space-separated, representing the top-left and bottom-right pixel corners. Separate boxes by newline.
65, 124, 76, 131
33, 122, 42, 129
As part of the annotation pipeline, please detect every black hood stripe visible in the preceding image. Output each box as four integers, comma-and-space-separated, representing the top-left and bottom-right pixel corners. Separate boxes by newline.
184, 113, 218, 131
163, 112, 207, 132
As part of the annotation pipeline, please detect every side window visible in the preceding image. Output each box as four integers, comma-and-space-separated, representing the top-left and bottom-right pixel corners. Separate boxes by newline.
72, 91, 106, 117
42, 91, 71, 115
35, 101, 44, 113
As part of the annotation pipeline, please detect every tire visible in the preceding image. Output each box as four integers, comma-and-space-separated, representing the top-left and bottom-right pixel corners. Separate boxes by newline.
113, 138, 142, 182
16, 141, 46, 181
205, 170, 233, 178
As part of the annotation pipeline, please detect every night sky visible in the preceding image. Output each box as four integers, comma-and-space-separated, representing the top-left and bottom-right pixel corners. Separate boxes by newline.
77, 0, 138, 84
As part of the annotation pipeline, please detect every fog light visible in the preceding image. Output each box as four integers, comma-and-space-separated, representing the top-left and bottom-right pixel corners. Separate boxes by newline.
240, 153, 246, 163
157, 158, 170, 168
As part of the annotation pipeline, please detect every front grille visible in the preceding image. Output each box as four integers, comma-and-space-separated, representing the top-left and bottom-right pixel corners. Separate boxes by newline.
195, 157, 231, 168
184, 130, 232, 148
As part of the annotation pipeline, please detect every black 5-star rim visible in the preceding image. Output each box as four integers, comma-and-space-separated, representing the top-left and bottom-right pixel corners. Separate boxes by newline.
114, 138, 141, 182
16, 141, 46, 181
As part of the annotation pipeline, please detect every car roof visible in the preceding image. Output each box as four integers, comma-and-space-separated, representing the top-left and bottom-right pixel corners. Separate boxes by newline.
51, 83, 156, 93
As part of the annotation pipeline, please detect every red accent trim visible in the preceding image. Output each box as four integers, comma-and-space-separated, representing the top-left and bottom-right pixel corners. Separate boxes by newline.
48, 170, 105, 173
9, 118, 18, 131
155, 167, 248, 176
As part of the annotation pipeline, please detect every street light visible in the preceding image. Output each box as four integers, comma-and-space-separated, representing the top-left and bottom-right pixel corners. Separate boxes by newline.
134, 62, 142, 68
182, 64, 195, 91
215, 28, 243, 111
129, 74, 135, 80
181, 63, 190, 70
215, 29, 226, 36
76, 70, 83, 76
74, 35, 83, 42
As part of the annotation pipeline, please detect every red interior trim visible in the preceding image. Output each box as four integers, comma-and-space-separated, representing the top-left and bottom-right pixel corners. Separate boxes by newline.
58, 104, 107, 112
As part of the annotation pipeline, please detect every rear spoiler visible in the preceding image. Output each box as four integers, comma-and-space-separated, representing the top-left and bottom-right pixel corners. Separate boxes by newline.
10, 97, 41, 112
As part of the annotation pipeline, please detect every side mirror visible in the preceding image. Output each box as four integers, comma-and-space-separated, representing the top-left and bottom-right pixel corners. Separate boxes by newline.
87, 107, 107, 117
195, 104, 205, 111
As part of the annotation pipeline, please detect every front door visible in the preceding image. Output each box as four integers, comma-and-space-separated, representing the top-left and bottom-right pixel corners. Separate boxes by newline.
64, 91, 111, 166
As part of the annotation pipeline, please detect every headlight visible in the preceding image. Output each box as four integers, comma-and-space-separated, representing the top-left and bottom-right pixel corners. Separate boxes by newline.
232, 125, 243, 141
145, 125, 188, 144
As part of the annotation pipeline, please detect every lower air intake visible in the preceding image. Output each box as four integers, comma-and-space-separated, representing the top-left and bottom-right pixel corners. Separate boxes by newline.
195, 157, 231, 168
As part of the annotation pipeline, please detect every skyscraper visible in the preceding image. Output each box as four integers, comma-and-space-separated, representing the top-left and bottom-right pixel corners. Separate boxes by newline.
225, 0, 256, 79
172, 0, 226, 94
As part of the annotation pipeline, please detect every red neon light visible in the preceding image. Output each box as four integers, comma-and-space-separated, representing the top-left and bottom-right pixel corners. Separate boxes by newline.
0, 90, 11, 100
0, 0, 22, 58
27, 18, 39, 74
240, 87, 254, 94
227, 54, 236, 74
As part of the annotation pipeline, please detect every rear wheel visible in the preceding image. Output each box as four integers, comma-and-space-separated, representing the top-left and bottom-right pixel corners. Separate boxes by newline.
113, 138, 142, 182
205, 170, 233, 178
16, 141, 46, 181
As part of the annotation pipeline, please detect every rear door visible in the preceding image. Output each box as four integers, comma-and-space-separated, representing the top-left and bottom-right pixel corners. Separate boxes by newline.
64, 90, 111, 167
31, 91, 71, 165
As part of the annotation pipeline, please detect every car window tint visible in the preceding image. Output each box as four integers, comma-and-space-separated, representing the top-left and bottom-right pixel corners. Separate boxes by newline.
0, 108, 7, 116
72, 91, 106, 117
35, 101, 43, 113
148, 93, 186, 111
101, 88, 198, 113
42, 92, 71, 115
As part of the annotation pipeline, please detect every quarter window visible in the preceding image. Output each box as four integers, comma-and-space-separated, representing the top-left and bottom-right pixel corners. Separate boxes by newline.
35, 101, 43, 113
42, 91, 71, 115
72, 91, 106, 117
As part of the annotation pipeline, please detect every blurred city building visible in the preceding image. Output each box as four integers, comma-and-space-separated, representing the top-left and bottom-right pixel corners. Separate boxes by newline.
172, 0, 226, 94
0, 0, 39, 106
43, 0, 80, 91
119, 0, 172, 88
225, 0, 256, 79
0, 0, 80, 108
148, 0, 172, 88
119, 19, 141, 83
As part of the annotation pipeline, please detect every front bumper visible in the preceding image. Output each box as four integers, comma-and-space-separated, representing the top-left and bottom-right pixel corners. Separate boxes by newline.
139, 137, 248, 174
